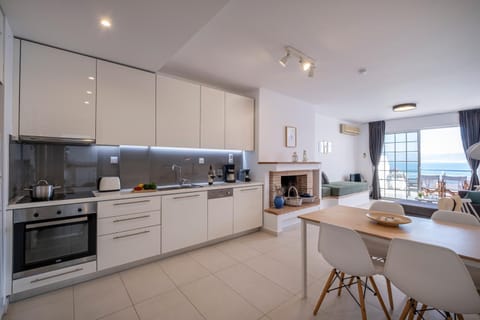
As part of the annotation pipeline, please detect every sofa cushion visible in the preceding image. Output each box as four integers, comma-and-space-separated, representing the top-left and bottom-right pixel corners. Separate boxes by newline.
465, 191, 480, 204
322, 172, 330, 185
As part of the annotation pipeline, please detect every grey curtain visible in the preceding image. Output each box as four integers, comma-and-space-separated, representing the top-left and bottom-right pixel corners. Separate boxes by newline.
459, 109, 480, 190
369, 121, 385, 199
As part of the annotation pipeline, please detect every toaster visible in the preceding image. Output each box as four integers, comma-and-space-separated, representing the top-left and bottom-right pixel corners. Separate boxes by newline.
97, 176, 121, 192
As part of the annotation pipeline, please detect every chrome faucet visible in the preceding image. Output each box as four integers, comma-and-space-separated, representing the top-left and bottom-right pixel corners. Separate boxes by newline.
171, 164, 190, 186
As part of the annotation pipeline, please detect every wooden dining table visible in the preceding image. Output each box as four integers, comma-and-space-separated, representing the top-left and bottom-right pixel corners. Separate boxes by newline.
298, 205, 480, 298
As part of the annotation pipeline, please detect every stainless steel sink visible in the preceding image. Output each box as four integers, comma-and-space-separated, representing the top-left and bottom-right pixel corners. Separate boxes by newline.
157, 184, 203, 191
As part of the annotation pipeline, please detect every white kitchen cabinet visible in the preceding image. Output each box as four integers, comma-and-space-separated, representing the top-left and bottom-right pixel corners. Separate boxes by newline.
156, 75, 200, 148
96, 61, 156, 146
208, 196, 233, 240
98, 225, 161, 270
233, 186, 263, 233
13, 261, 96, 293
19, 41, 96, 141
201, 86, 225, 149
225, 93, 254, 151
162, 192, 207, 253
0, 10, 4, 84
97, 196, 161, 270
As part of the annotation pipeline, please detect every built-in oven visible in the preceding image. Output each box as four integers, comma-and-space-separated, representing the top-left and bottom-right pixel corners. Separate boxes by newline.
13, 202, 97, 279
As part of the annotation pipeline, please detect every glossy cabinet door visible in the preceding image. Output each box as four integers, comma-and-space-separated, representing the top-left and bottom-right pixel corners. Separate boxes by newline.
156, 75, 200, 148
225, 93, 254, 151
208, 196, 233, 240
19, 41, 96, 140
233, 186, 263, 233
162, 192, 207, 253
200, 86, 225, 149
96, 61, 155, 146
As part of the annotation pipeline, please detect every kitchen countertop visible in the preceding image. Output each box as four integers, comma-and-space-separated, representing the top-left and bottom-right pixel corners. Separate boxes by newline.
7, 181, 263, 210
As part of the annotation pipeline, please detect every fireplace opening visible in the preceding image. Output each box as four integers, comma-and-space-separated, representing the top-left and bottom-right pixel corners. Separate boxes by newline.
269, 169, 319, 208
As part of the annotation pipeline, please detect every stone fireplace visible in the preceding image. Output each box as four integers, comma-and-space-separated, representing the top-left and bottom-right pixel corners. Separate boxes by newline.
268, 169, 320, 208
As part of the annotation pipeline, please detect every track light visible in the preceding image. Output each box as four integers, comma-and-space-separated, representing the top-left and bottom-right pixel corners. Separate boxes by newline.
279, 46, 316, 78
279, 52, 290, 67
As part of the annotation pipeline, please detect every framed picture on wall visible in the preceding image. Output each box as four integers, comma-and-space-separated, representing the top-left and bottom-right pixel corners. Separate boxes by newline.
285, 126, 297, 147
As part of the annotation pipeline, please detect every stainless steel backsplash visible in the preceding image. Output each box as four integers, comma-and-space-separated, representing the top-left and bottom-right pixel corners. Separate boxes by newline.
9, 141, 243, 200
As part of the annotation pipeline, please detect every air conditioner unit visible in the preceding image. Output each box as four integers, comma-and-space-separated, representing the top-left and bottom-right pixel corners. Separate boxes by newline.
340, 124, 360, 136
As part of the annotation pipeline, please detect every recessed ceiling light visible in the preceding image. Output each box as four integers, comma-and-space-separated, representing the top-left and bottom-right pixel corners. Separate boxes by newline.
393, 103, 416, 112
86, 90, 93, 95
84, 101, 90, 105
100, 18, 112, 28
88, 76, 95, 80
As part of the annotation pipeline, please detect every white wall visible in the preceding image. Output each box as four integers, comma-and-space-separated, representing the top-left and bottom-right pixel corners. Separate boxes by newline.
256, 88, 316, 162
315, 113, 360, 181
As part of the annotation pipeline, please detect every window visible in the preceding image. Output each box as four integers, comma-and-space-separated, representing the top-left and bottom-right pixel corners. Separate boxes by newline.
379, 127, 471, 200
379, 132, 419, 199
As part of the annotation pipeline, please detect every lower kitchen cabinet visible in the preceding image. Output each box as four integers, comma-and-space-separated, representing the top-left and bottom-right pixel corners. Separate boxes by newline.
162, 192, 207, 253
97, 225, 161, 270
13, 261, 97, 293
233, 186, 263, 233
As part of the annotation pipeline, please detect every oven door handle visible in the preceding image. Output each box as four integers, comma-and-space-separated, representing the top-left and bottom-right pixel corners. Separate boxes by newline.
25, 217, 88, 229
30, 267, 84, 283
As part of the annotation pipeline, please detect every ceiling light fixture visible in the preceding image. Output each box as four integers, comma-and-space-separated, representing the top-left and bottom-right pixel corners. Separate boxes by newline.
100, 18, 112, 28
392, 103, 417, 112
279, 46, 316, 78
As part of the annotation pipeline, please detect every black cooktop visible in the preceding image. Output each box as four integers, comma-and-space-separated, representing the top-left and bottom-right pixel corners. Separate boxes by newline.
16, 191, 95, 204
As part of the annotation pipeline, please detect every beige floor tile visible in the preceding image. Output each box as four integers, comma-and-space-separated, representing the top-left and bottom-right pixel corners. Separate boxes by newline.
135, 289, 204, 320
237, 231, 292, 254
4, 288, 73, 320
244, 255, 316, 294
180, 275, 263, 320
188, 246, 238, 273
158, 254, 210, 286
267, 296, 326, 320
214, 238, 262, 262
120, 262, 175, 304
215, 263, 293, 313
98, 307, 139, 320
74, 274, 132, 320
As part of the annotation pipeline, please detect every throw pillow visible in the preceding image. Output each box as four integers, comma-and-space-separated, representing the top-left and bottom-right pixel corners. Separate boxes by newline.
465, 191, 480, 204
322, 172, 330, 185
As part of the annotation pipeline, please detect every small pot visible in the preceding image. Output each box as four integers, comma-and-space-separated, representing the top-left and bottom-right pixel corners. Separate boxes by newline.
24, 179, 62, 201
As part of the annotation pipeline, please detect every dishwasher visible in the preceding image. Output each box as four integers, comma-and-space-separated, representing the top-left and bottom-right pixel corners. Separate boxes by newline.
207, 188, 234, 240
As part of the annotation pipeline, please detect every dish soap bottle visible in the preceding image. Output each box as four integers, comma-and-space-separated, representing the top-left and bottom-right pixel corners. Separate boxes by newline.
208, 165, 215, 185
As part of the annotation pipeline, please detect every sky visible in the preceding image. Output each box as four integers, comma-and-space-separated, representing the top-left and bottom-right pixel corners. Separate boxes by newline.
420, 127, 468, 163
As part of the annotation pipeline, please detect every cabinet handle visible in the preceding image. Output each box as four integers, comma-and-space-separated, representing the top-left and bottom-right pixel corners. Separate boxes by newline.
240, 188, 259, 191
30, 268, 83, 283
172, 194, 200, 200
113, 200, 150, 206
113, 215, 150, 223
113, 230, 150, 240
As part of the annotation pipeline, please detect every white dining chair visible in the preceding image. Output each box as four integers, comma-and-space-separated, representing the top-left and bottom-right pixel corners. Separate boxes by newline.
369, 201, 405, 216
384, 238, 480, 319
431, 210, 480, 226
313, 222, 392, 320
437, 197, 456, 211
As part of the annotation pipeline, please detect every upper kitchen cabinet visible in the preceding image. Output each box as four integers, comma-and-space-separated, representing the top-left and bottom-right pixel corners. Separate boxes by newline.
200, 86, 225, 149
225, 93, 254, 151
19, 41, 96, 142
96, 61, 155, 146
156, 75, 200, 148
0, 9, 4, 83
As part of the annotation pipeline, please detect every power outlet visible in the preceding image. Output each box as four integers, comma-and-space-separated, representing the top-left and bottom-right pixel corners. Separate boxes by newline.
110, 156, 118, 164
198, 157, 205, 164
228, 153, 234, 164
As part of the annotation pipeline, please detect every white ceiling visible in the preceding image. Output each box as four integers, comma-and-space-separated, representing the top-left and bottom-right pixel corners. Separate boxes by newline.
2, 0, 480, 123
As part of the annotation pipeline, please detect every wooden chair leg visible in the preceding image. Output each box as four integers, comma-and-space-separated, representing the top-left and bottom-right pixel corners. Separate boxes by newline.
457, 314, 464, 320
369, 276, 391, 320
313, 268, 336, 315
386, 277, 394, 310
407, 300, 418, 320
357, 277, 368, 320
399, 299, 412, 320
416, 304, 427, 320
347, 275, 354, 287
337, 272, 345, 297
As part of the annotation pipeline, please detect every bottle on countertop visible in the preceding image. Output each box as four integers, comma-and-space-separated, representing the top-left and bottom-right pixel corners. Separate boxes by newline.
208, 165, 215, 185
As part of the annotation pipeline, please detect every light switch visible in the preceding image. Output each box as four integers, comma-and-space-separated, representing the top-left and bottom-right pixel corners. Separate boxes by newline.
110, 156, 118, 164
199, 157, 205, 164
228, 153, 234, 164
